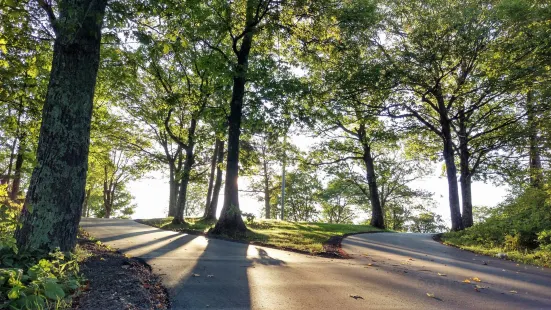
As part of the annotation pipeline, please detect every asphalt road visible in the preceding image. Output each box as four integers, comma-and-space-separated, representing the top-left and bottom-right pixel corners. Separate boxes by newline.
81, 218, 551, 310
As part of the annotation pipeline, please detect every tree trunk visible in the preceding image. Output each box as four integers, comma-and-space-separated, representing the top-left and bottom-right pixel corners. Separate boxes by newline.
442, 132, 464, 231
82, 187, 91, 217
263, 152, 271, 219
203, 140, 219, 217
362, 143, 385, 229
9, 141, 24, 201
458, 110, 473, 228
15, 0, 107, 252
204, 140, 224, 221
212, 1, 259, 235
173, 149, 194, 224
168, 162, 178, 217
527, 91, 543, 188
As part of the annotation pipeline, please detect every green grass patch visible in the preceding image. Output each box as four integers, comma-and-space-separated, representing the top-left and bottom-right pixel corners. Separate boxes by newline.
136, 217, 384, 254
442, 232, 551, 267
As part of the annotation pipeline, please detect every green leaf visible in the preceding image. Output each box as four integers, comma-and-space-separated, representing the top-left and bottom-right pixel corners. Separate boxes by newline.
43, 280, 65, 300
17, 295, 46, 309
162, 43, 170, 55
8, 285, 21, 300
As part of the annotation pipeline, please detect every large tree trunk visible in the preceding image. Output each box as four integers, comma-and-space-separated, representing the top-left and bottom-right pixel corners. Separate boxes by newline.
458, 111, 473, 228
173, 149, 194, 224
9, 140, 24, 201
168, 162, 178, 217
362, 143, 385, 229
204, 140, 224, 221
203, 140, 219, 217
442, 131, 464, 231
212, 1, 259, 235
15, 0, 107, 252
435, 91, 464, 232
527, 91, 543, 188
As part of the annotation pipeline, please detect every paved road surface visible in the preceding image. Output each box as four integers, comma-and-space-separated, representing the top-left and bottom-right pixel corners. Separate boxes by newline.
81, 218, 551, 309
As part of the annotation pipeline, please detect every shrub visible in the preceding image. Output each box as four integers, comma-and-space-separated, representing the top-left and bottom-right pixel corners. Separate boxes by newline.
442, 187, 551, 266
0, 185, 85, 309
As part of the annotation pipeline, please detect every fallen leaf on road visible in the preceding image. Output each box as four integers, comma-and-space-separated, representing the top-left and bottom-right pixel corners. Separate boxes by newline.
367, 263, 373, 266
462, 279, 471, 283
192, 274, 200, 277
426, 293, 435, 298
472, 277, 481, 282
349, 295, 364, 300
475, 285, 488, 289
437, 273, 447, 276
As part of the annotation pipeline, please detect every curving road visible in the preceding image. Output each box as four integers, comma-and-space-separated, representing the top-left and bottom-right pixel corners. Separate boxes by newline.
81, 218, 551, 309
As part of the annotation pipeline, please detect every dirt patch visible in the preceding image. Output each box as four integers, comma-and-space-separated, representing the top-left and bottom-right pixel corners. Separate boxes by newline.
323, 231, 392, 259
73, 233, 169, 310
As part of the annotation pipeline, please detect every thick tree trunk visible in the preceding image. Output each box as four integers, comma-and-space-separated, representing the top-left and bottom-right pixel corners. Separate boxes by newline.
203, 141, 218, 217
15, 0, 107, 252
362, 144, 385, 229
204, 140, 224, 221
458, 111, 473, 228
434, 91, 464, 232
173, 149, 194, 224
212, 2, 258, 235
527, 91, 543, 188
442, 136, 464, 231
168, 162, 178, 217
9, 141, 24, 201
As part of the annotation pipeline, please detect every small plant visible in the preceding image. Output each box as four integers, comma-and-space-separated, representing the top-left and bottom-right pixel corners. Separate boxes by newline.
0, 185, 86, 309
241, 212, 256, 225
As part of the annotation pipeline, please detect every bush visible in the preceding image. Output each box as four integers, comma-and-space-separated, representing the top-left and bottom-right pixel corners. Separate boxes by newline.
0, 185, 86, 309
442, 187, 551, 266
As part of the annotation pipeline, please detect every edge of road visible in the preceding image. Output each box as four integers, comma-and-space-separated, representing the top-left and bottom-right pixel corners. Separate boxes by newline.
326, 231, 395, 258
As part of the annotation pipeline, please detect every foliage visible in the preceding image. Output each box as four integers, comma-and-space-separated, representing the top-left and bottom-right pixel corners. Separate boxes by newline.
443, 187, 551, 266
0, 250, 84, 310
0, 186, 86, 309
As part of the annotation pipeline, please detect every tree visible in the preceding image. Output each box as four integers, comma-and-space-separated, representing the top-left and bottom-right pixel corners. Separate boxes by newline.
15, 0, 108, 252
212, 0, 274, 235
381, 0, 541, 230
319, 179, 355, 224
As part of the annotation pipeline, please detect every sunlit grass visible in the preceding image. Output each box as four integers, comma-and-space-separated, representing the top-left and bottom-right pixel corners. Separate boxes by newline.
442, 234, 551, 267
136, 217, 384, 254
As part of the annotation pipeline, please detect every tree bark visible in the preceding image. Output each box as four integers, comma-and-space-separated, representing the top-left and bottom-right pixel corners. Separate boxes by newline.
362, 143, 385, 229
9, 140, 24, 201
173, 148, 194, 224
204, 140, 224, 221
356, 124, 385, 229
168, 161, 178, 217
82, 187, 91, 218
212, 0, 260, 235
203, 140, 219, 217
263, 159, 271, 219
15, 0, 107, 252
458, 110, 473, 228
527, 91, 543, 188
442, 125, 464, 231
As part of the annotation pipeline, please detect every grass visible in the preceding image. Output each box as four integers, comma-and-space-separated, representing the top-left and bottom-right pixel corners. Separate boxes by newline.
442, 232, 551, 267
136, 217, 384, 254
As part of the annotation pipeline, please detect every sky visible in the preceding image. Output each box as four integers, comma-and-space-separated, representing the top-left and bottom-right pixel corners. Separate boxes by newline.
127, 145, 509, 225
